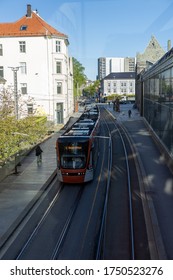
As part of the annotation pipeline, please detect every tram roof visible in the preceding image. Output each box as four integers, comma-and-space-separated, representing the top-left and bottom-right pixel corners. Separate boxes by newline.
59, 106, 99, 138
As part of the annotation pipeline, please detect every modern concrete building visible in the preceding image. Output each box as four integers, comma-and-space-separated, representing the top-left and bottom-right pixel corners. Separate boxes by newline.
0, 4, 74, 124
98, 57, 135, 80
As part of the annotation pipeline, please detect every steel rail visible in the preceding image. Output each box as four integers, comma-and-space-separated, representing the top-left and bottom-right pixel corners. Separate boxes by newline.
51, 188, 83, 259
95, 110, 112, 259
16, 183, 64, 259
116, 122, 135, 260
105, 108, 135, 260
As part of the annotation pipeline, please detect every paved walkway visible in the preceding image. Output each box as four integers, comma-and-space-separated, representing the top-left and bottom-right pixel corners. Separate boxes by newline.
107, 102, 142, 121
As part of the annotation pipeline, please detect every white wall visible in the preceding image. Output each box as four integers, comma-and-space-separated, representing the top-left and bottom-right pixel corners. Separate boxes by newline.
0, 35, 74, 123
103, 79, 135, 96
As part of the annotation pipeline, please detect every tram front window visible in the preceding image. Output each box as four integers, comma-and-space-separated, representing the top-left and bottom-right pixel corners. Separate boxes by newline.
61, 155, 86, 169
59, 141, 88, 169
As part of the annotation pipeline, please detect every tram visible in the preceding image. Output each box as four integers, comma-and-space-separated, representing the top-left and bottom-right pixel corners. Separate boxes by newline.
56, 106, 100, 183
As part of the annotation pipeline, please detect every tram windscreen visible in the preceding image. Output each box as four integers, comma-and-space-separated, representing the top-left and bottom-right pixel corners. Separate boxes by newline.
59, 141, 89, 169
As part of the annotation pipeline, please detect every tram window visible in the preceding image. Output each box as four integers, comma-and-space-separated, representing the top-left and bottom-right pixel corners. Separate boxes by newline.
59, 142, 88, 155
61, 155, 86, 169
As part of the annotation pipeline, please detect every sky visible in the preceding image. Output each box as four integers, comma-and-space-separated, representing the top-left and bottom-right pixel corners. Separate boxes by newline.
1, 0, 173, 80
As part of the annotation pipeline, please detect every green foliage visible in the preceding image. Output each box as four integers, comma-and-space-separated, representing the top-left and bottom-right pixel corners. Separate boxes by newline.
83, 80, 100, 97
72, 57, 87, 97
0, 116, 47, 165
107, 93, 135, 101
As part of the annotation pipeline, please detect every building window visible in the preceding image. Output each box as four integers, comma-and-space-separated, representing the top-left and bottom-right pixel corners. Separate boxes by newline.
57, 82, 62, 94
56, 40, 61, 52
20, 62, 27, 74
20, 25, 27, 31
56, 61, 62, 74
21, 83, 27, 94
19, 41, 26, 53
0, 44, 3, 56
0, 66, 4, 77
27, 103, 33, 114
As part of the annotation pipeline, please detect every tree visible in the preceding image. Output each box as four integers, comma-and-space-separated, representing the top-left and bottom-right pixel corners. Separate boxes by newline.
0, 115, 47, 165
83, 80, 100, 98
0, 87, 47, 165
0, 86, 36, 119
72, 57, 87, 98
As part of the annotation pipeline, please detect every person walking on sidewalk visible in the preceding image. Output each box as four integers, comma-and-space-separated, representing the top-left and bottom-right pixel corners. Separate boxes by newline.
35, 145, 43, 165
128, 109, 132, 118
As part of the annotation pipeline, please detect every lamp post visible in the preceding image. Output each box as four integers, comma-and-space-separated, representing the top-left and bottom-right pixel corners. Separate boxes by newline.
9, 67, 20, 120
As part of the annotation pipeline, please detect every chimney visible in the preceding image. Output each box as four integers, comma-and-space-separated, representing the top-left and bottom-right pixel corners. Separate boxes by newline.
167, 40, 171, 51
26, 4, 32, 17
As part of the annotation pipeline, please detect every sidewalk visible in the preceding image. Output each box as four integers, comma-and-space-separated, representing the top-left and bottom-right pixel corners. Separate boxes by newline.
0, 113, 81, 248
106, 103, 142, 121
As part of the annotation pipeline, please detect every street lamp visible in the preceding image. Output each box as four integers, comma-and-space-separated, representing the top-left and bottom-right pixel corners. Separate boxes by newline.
8, 66, 20, 120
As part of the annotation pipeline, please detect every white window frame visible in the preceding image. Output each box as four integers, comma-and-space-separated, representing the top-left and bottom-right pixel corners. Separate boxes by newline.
56, 40, 61, 53
57, 82, 62, 94
21, 83, 27, 94
56, 61, 62, 74
27, 103, 33, 114
19, 41, 26, 53
0, 44, 3, 56
0, 66, 4, 77
20, 62, 27, 74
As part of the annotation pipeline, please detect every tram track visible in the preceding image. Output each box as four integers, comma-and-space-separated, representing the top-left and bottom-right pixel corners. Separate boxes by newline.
15, 184, 85, 260
100, 107, 150, 259
95, 112, 112, 259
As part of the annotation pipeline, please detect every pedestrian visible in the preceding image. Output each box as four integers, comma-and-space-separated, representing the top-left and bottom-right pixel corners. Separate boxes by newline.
35, 145, 43, 165
128, 109, 132, 118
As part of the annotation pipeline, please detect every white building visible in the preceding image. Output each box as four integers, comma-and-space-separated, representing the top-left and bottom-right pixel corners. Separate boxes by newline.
98, 57, 135, 80
0, 4, 74, 124
101, 72, 136, 97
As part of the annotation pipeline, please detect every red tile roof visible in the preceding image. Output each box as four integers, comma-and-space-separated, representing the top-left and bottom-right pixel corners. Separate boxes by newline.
0, 11, 67, 38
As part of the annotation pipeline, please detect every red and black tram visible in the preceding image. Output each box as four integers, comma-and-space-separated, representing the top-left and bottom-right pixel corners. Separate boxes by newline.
56, 106, 100, 183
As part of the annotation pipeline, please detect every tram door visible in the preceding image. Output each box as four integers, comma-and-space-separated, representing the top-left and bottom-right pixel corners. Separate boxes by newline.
56, 103, 63, 124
